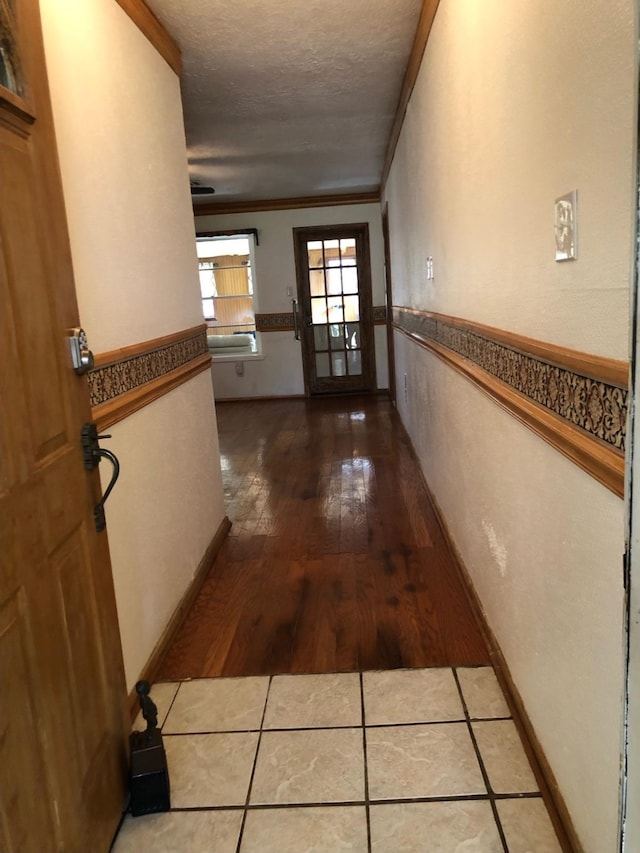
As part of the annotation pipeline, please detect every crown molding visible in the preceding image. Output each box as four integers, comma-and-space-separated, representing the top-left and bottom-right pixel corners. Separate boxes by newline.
381, 0, 440, 190
193, 191, 381, 217
114, 0, 181, 75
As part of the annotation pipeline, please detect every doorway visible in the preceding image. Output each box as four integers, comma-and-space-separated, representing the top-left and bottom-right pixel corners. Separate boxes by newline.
293, 224, 376, 395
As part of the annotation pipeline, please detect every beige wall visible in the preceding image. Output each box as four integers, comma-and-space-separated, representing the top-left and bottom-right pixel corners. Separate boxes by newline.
195, 203, 388, 398
40, 0, 226, 689
384, 1, 636, 850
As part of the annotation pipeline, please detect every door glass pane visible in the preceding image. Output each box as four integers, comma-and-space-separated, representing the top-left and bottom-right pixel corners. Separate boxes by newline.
342, 268, 358, 294
0, 4, 23, 96
314, 326, 328, 350
311, 297, 327, 324
324, 239, 339, 265
328, 301, 344, 323
340, 239, 356, 265
344, 295, 360, 322
329, 324, 345, 350
345, 322, 360, 349
347, 350, 362, 375
326, 267, 342, 295
307, 241, 324, 268
331, 352, 346, 376
309, 269, 325, 296
316, 352, 330, 377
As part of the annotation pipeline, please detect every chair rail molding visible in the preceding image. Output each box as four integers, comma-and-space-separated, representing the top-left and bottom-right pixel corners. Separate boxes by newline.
89, 324, 210, 430
393, 307, 628, 497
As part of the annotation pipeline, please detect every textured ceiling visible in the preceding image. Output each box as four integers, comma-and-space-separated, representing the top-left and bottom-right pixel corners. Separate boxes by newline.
144, 0, 422, 203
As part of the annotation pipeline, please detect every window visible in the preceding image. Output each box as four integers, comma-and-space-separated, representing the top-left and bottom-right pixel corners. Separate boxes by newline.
196, 234, 257, 347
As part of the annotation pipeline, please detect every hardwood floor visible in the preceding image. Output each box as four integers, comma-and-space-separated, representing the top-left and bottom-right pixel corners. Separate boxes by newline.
157, 395, 489, 679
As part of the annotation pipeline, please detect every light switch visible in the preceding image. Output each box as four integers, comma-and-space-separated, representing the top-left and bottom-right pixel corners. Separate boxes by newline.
554, 190, 577, 261
426, 257, 434, 280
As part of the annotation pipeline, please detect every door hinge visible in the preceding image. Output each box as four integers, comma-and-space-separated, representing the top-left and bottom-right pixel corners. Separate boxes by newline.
623, 548, 631, 592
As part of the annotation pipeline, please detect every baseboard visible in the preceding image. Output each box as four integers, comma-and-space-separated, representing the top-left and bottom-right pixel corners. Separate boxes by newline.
128, 515, 232, 720
422, 481, 582, 853
393, 412, 581, 852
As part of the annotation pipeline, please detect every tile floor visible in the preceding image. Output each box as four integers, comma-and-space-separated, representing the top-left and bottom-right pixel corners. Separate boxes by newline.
112, 667, 563, 853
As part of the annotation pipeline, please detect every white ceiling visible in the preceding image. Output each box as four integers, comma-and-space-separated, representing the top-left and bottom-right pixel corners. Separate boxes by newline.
144, 0, 422, 204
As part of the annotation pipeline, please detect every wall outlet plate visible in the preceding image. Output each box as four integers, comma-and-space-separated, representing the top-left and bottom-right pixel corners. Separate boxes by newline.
554, 190, 578, 261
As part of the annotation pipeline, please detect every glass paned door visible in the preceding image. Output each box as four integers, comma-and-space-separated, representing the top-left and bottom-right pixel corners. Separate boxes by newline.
293, 224, 375, 395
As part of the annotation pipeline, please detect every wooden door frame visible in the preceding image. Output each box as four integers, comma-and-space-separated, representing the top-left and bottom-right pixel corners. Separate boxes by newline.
292, 222, 377, 396
382, 204, 397, 404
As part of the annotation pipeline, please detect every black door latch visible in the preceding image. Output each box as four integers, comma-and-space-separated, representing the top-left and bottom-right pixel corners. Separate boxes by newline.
81, 423, 120, 532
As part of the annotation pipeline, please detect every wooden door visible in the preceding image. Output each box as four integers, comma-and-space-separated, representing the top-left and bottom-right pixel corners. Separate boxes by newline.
0, 2, 128, 851
293, 224, 376, 395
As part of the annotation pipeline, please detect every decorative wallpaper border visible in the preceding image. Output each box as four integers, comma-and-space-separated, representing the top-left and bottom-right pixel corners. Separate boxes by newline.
393, 307, 628, 496
373, 305, 387, 324
89, 325, 211, 430
255, 313, 295, 332
256, 306, 387, 332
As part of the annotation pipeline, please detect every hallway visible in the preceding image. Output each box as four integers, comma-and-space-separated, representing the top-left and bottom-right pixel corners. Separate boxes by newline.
157, 396, 489, 680
117, 397, 570, 851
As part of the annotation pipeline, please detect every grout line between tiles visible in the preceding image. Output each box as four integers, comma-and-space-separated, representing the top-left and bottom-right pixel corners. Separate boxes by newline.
359, 672, 372, 853
158, 681, 183, 731
234, 675, 273, 853
160, 791, 544, 814
452, 667, 510, 853
160, 716, 515, 738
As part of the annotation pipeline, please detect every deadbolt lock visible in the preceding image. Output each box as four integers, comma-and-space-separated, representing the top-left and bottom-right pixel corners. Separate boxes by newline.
67, 327, 95, 375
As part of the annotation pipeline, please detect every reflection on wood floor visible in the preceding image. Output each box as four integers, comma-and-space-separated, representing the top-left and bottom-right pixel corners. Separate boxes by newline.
157, 396, 489, 679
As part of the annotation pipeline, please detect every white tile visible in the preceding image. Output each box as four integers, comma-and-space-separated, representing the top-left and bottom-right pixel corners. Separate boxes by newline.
472, 720, 539, 794
363, 668, 464, 725
163, 676, 269, 733
370, 800, 503, 853
165, 732, 259, 807
457, 667, 511, 719
132, 682, 180, 732
240, 806, 368, 853
250, 728, 365, 805
366, 723, 486, 800
112, 810, 242, 853
264, 672, 361, 729
498, 797, 563, 852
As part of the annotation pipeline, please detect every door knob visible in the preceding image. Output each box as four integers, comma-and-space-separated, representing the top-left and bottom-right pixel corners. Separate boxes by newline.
81, 423, 120, 532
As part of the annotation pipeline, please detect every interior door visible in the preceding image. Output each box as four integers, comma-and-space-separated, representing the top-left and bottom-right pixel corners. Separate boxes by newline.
293, 223, 376, 395
0, 2, 128, 851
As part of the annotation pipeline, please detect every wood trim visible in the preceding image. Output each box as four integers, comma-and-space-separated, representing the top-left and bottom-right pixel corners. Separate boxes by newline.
128, 516, 232, 721
0, 84, 35, 126
401, 307, 628, 387
381, 0, 441, 190
420, 476, 581, 852
93, 324, 207, 368
398, 327, 625, 497
113, 0, 182, 76
92, 353, 211, 431
193, 191, 381, 217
